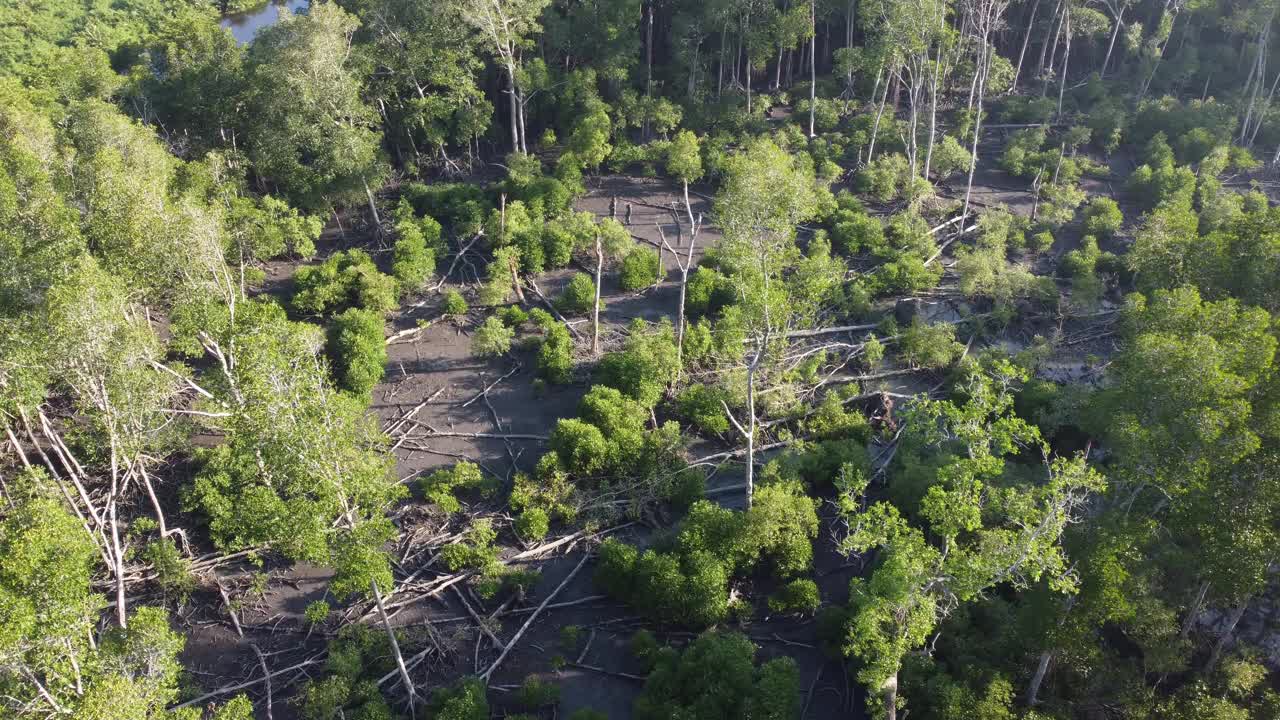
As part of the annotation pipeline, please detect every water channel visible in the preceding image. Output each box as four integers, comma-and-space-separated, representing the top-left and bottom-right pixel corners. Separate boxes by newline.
220, 0, 309, 44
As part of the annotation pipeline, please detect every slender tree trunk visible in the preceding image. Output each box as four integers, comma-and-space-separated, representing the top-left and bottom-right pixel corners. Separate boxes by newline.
924, 46, 943, 179
847, 0, 856, 47
364, 179, 381, 228
776, 45, 785, 89
108, 488, 127, 627
1100, 6, 1125, 79
964, 41, 989, 220
882, 672, 898, 720
1037, 0, 1062, 81
718, 24, 726, 99
1180, 580, 1211, 639
1248, 66, 1280, 146
745, 360, 756, 509
809, 0, 817, 137
1056, 7, 1071, 119
1011, 0, 1040, 91
1137, 3, 1177, 102
675, 182, 698, 380
592, 233, 604, 355
1206, 600, 1250, 671
645, 3, 654, 138
867, 67, 892, 162
373, 580, 418, 709
1026, 651, 1052, 706
516, 88, 528, 154
506, 63, 520, 152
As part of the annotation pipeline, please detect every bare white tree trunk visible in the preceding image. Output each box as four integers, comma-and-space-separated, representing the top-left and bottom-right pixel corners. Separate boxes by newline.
1055, 6, 1071, 119
1099, 5, 1125, 78
1010, 0, 1040, 90
882, 672, 898, 720
506, 63, 520, 152
592, 232, 604, 355
809, 0, 818, 137
1180, 579, 1211, 640
1026, 651, 1052, 706
373, 580, 418, 710
1206, 599, 1249, 671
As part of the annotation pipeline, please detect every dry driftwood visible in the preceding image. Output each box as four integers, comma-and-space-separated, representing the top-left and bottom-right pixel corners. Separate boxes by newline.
480, 552, 591, 682
171, 657, 323, 709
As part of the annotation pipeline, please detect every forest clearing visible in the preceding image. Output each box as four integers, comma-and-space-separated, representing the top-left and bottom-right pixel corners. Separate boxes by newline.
3, 0, 1280, 719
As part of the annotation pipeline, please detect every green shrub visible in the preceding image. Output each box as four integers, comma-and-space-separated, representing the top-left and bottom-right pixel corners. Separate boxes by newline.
328, 308, 387, 395
898, 319, 963, 370
471, 316, 514, 358
514, 508, 550, 542
391, 205, 440, 294
441, 289, 469, 316
499, 305, 529, 326
304, 600, 330, 625
1037, 182, 1086, 227
420, 461, 491, 514
392, 237, 436, 295
594, 319, 679, 408
143, 538, 195, 600
1027, 229, 1055, 254
549, 419, 610, 475
298, 625, 397, 720
1082, 197, 1123, 238
930, 134, 973, 178
677, 384, 732, 434
294, 250, 398, 316
425, 678, 488, 720
684, 265, 735, 318
681, 318, 715, 364
832, 213, 885, 255
856, 153, 911, 202
515, 676, 560, 709
558, 273, 597, 315
439, 520, 500, 572
633, 631, 800, 720
768, 578, 820, 614
619, 247, 662, 290
534, 317, 574, 383
596, 484, 818, 627
805, 391, 871, 441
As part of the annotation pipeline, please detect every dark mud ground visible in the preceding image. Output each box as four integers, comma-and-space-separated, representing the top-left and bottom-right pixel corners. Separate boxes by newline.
175, 165, 1128, 719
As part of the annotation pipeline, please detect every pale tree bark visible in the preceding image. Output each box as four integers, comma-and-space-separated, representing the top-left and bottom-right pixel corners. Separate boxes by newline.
1055, 5, 1071, 119
882, 672, 898, 720
1206, 599, 1250, 671
721, 358, 758, 510
657, 190, 702, 383
923, 45, 944, 178
592, 231, 604, 355
1010, 0, 1040, 90
1180, 579, 1211, 640
866, 66, 888, 161
373, 579, 419, 710
1036, 0, 1063, 83
1099, 2, 1126, 79
1026, 595, 1075, 706
1137, 0, 1186, 102
363, 179, 381, 228
809, 0, 818, 137
1026, 651, 1052, 706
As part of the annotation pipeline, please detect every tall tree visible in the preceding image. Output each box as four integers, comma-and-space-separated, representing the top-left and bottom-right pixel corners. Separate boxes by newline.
457, 0, 551, 154
245, 3, 387, 212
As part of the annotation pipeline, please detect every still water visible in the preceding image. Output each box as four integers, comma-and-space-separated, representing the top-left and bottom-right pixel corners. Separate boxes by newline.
221, 0, 310, 44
